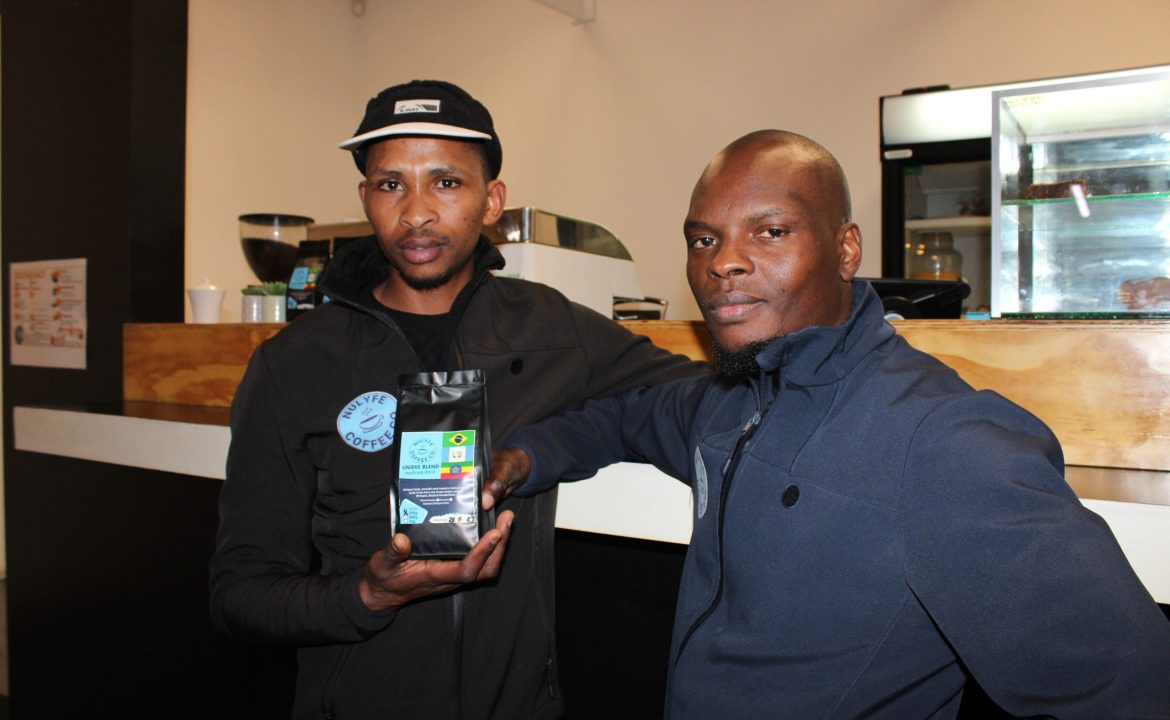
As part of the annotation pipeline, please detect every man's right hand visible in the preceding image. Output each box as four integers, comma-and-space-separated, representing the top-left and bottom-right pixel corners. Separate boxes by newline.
483, 447, 532, 511
358, 510, 514, 613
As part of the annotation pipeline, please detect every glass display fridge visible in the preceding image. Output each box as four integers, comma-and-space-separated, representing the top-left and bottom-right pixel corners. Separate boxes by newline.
880, 64, 1170, 318
992, 68, 1170, 317
881, 87, 995, 315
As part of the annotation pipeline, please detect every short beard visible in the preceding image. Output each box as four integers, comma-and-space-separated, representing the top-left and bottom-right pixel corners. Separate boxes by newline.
388, 232, 477, 292
711, 337, 774, 381
398, 264, 464, 291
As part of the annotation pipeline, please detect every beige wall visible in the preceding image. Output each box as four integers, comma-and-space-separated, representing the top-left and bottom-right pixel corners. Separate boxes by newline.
187, 0, 1170, 321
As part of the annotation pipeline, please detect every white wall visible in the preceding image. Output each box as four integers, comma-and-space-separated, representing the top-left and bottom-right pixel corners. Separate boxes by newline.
186, 1, 367, 315
187, 0, 1170, 321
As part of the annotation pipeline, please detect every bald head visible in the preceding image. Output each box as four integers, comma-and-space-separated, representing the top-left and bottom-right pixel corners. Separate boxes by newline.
694, 130, 853, 227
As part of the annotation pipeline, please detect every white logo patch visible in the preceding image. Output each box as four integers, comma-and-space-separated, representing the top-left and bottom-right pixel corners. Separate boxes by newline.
336, 391, 397, 453
693, 446, 708, 519
394, 99, 441, 114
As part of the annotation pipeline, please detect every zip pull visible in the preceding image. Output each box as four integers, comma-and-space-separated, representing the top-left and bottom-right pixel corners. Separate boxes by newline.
738, 411, 762, 451
720, 411, 762, 478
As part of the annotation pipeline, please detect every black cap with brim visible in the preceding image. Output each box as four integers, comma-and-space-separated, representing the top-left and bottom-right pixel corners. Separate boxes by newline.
340, 80, 502, 178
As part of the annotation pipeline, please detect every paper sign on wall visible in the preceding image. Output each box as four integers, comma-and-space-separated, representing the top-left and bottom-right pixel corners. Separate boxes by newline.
10, 258, 87, 369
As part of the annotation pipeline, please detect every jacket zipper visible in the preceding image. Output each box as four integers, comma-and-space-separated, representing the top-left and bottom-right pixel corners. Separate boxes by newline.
450, 336, 467, 720
452, 592, 465, 719
670, 385, 764, 675
321, 644, 354, 719
532, 491, 557, 702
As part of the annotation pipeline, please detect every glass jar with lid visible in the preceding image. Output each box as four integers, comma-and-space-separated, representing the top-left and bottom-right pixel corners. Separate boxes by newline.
910, 231, 963, 281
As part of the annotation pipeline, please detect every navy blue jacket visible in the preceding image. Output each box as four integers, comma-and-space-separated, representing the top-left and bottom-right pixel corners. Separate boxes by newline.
509, 280, 1170, 719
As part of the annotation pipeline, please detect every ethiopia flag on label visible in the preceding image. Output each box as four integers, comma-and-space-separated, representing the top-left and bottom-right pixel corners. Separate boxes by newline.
441, 463, 474, 480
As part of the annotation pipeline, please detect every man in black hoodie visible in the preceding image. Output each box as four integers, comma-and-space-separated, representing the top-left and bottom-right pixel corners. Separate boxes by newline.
209, 80, 703, 719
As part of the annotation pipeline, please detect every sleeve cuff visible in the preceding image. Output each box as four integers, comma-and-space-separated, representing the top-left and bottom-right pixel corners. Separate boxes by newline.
505, 440, 549, 498
340, 568, 398, 635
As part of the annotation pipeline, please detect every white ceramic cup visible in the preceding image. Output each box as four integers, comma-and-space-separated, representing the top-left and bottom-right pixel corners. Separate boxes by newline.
187, 286, 226, 323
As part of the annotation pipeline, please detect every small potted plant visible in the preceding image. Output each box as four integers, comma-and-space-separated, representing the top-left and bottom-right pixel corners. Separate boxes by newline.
261, 281, 287, 322
241, 284, 265, 323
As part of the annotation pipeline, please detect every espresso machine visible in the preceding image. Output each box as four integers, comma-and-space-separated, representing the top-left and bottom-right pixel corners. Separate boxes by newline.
483, 207, 667, 319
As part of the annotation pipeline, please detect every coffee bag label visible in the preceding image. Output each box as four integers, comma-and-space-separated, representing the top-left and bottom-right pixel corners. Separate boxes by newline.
398, 429, 478, 526
399, 431, 443, 478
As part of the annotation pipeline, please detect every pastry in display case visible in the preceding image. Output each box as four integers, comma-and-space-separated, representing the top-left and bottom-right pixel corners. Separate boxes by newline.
992, 66, 1170, 317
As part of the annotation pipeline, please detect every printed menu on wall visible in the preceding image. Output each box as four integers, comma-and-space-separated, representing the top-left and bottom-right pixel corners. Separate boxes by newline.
10, 258, 87, 369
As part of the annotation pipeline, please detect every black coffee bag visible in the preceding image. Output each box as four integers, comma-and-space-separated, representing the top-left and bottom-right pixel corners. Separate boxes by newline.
391, 369, 494, 558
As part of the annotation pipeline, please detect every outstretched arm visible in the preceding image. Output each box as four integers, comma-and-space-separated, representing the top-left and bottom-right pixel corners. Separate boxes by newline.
489, 375, 711, 503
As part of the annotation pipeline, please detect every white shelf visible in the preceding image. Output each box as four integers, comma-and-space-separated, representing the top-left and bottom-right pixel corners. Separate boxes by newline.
13, 406, 1170, 602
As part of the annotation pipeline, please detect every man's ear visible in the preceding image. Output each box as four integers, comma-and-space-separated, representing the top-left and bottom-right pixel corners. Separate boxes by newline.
482, 179, 506, 226
357, 179, 368, 206
838, 222, 862, 281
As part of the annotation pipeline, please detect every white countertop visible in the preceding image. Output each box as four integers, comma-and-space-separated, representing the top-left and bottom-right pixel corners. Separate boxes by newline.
14, 404, 1170, 603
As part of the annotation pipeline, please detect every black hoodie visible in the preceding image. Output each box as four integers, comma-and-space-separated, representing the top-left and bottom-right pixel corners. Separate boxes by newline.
210, 235, 705, 719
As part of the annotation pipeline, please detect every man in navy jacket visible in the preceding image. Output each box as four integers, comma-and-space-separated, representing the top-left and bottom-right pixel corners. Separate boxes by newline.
486, 130, 1170, 719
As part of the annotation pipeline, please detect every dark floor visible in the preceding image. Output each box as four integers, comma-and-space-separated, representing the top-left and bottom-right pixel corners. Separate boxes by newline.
0, 571, 1160, 719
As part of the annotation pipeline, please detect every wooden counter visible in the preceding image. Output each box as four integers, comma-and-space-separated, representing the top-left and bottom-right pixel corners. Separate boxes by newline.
893, 319, 1170, 473
125, 318, 1170, 472
122, 321, 710, 407
124, 323, 285, 407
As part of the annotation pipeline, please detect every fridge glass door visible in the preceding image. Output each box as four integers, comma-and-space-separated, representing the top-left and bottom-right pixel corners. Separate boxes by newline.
993, 70, 1170, 317
901, 160, 992, 314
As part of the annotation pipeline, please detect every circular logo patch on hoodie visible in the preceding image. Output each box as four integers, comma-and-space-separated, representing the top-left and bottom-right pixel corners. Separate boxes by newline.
337, 391, 397, 453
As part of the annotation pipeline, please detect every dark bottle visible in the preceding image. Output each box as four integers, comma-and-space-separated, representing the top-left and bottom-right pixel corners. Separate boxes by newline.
286, 240, 331, 320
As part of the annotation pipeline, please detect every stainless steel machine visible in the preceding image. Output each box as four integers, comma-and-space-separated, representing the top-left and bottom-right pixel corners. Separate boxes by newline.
484, 207, 667, 319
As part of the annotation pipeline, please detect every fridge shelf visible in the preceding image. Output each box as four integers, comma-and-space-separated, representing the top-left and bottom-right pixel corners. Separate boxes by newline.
1002, 191, 1170, 206
905, 215, 991, 231
998, 194, 1170, 240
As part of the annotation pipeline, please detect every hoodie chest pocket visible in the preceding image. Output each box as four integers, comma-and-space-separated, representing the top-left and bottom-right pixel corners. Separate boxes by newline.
719, 455, 905, 638
306, 426, 398, 557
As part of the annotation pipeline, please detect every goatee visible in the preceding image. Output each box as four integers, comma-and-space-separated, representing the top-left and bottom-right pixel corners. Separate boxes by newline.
711, 338, 774, 381
399, 264, 463, 291
389, 231, 476, 291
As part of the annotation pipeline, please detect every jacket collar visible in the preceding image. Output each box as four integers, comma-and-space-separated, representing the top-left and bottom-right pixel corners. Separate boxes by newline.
320, 234, 505, 314
751, 280, 894, 387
